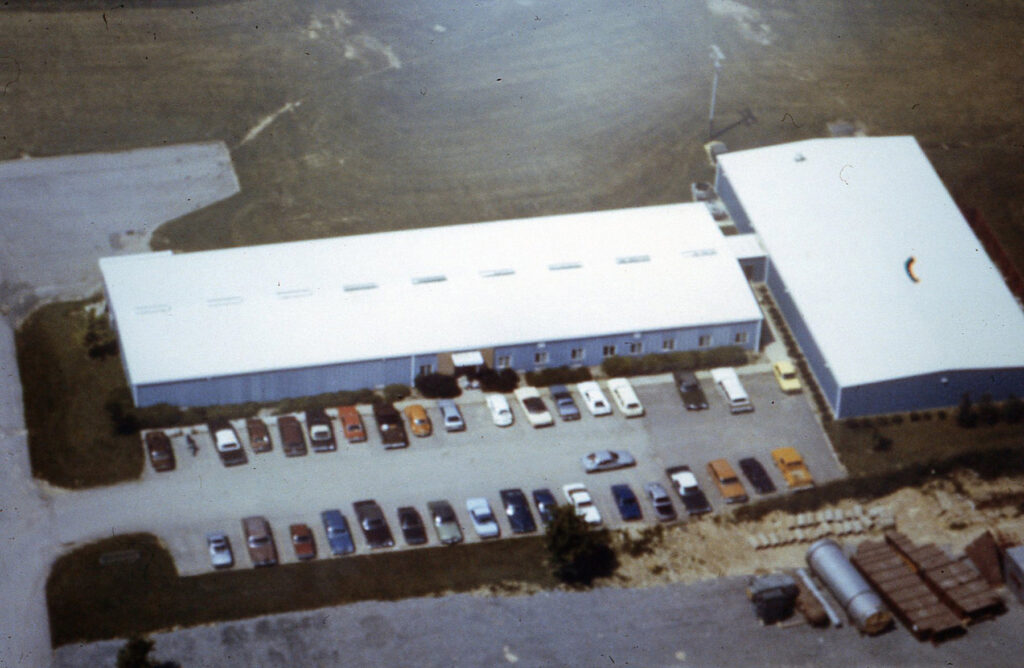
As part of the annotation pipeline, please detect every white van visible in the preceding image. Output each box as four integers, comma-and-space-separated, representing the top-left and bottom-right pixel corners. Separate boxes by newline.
606, 377, 644, 417
710, 367, 754, 414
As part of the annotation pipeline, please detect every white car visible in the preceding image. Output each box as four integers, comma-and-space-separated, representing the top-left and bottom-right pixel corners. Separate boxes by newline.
466, 497, 500, 538
607, 377, 644, 417
575, 381, 612, 416
562, 483, 602, 525
486, 394, 514, 427
206, 532, 234, 569
513, 386, 554, 428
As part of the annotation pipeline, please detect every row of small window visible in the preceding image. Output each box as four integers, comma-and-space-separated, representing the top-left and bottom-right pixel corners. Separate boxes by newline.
493, 332, 750, 369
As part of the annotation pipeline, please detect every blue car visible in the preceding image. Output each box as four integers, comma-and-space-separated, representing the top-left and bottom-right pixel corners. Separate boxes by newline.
321, 509, 355, 555
611, 484, 643, 521
500, 488, 538, 534
549, 384, 581, 421
532, 488, 558, 525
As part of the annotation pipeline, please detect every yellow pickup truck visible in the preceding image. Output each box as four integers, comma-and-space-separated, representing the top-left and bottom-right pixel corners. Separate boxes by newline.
771, 447, 815, 491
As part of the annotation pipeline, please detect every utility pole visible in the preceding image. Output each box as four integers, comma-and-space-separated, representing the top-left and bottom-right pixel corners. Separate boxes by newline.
708, 44, 725, 139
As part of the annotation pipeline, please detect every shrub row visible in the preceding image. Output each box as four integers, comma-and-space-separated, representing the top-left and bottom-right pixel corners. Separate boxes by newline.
525, 366, 593, 387
599, 346, 747, 378
105, 385, 397, 435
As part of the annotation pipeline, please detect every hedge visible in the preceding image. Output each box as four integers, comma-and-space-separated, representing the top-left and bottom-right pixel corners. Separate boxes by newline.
525, 366, 593, 387
599, 346, 747, 377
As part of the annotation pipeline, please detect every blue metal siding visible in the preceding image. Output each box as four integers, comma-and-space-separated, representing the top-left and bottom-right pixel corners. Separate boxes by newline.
714, 167, 754, 233
767, 268, 841, 414
839, 367, 1024, 418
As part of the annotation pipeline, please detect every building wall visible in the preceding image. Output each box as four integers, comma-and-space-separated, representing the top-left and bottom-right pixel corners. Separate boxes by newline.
714, 167, 754, 233
766, 265, 841, 414
839, 367, 1024, 419
134, 321, 761, 407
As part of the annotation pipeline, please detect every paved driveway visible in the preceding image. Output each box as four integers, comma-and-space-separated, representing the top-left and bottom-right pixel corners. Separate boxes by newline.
97, 371, 841, 574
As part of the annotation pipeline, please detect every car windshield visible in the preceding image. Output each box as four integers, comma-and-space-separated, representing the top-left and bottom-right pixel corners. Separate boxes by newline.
250, 536, 269, 546
311, 426, 330, 439
524, 398, 545, 412
294, 534, 311, 543
347, 424, 360, 432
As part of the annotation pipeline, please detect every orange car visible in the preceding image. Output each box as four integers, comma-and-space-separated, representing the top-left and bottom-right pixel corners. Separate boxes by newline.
403, 404, 432, 437
771, 447, 815, 491
337, 405, 367, 443
707, 459, 748, 504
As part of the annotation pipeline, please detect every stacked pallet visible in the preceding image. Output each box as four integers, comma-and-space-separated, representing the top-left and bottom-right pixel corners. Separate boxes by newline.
852, 539, 964, 642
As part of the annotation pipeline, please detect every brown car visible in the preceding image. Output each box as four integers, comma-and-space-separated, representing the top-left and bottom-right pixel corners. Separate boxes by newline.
290, 523, 317, 561
707, 459, 748, 504
144, 430, 176, 472
242, 516, 278, 567
337, 405, 367, 443
246, 418, 273, 453
277, 415, 308, 457
403, 404, 432, 437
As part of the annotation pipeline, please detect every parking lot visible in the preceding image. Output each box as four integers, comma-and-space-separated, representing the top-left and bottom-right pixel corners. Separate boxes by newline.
132, 369, 843, 575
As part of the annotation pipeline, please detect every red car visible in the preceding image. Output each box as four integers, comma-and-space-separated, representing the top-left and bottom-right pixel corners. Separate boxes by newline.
144, 431, 176, 472
290, 523, 317, 560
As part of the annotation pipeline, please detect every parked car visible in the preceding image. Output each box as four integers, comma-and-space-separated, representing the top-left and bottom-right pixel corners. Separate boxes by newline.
403, 404, 433, 437
241, 516, 278, 566
738, 457, 777, 495
611, 484, 643, 521
466, 497, 500, 539
208, 419, 248, 466
673, 370, 709, 411
576, 381, 612, 416
549, 384, 581, 421
289, 523, 317, 561
644, 482, 677, 522
513, 386, 554, 427
562, 483, 602, 525
582, 449, 636, 473
246, 417, 273, 453
353, 500, 395, 548
337, 405, 367, 443
499, 489, 537, 534
707, 459, 749, 504
427, 500, 463, 545
710, 367, 754, 414
437, 399, 466, 432
305, 408, 336, 453
486, 393, 514, 427
772, 360, 802, 393
206, 532, 234, 569
665, 466, 713, 516
277, 415, 308, 457
532, 488, 558, 525
373, 403, 408, 449
607, 377, 644, 417
144, 430, 175, 472
397, 506, 428, 545
771, 447, 815, 491
321, 509, 355, 556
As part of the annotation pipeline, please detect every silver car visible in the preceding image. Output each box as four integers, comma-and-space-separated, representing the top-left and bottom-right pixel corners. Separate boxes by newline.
581, 449, 636, 473
644, 482, 677, 522
427, 500, 463, 545
206, 532, 234, 569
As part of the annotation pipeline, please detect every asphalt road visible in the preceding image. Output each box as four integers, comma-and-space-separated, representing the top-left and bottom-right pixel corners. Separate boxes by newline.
53, 576, 1024, 668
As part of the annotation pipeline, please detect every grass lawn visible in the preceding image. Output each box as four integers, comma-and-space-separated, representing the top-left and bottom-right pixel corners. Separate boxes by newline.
47, 532, 557, 647
14, 297, 143, 488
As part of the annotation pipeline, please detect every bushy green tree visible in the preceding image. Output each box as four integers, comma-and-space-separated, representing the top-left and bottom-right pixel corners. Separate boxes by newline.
545, 505, 617, 586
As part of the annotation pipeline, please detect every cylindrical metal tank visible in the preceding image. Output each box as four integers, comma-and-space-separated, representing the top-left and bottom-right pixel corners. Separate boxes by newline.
806, 538, 891, 635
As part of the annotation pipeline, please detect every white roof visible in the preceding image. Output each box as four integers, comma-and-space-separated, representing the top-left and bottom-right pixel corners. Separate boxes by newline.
717, 136, 1024, 387
101, 203, 762, 386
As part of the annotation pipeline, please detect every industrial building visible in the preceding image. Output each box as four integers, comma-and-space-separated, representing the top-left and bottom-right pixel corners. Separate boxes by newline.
100, 203, 763, 407
716, 135, 1024, 418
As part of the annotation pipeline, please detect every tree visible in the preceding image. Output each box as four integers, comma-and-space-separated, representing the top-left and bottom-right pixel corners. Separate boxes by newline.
413, 373, 461, 398
117, 636, 178, 668
545, 505, 618, 586
1003, 394, 1024, 424
977, 393, 1000, 426
957, 393, 978, 428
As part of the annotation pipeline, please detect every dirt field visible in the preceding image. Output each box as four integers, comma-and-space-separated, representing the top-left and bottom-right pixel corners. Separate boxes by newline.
0, 0, 1021, 264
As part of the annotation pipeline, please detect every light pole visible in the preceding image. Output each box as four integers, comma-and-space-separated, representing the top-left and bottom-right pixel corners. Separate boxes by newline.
708, 44, 725, 139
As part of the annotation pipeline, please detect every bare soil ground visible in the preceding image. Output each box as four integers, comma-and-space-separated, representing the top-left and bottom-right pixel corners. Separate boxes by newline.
0, 1, 1021, 265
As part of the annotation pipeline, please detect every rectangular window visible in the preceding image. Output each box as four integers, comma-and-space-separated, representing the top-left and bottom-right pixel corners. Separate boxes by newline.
602, 344, 617, 358
627, 341, 643, 355
662, 338, 676, 351
698, 335, 712, 348
734, 332, 749, 344
534, 351, 549, 365
570, 347, 585, 361
418, 364, 434, 376
496, 355, 512, 369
